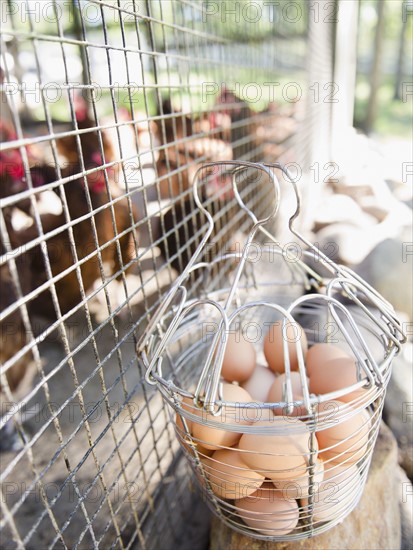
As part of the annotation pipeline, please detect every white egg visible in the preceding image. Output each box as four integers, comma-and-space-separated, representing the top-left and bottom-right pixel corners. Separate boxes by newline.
241, 364, 277, 402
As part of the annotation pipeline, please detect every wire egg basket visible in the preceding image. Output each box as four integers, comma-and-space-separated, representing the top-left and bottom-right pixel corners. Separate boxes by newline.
137, 161, 405, 541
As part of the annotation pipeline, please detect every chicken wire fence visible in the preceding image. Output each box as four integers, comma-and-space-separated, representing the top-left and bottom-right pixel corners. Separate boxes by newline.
0, 1, 335, 548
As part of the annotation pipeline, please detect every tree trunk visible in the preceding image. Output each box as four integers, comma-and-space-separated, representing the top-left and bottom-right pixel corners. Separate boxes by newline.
394, 14, 408, 100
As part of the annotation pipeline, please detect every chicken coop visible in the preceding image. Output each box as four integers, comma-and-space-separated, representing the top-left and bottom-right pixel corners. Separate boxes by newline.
0, 1, 352, 548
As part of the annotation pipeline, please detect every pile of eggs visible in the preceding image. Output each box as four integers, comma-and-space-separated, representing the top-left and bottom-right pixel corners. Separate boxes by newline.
175, 321, 372, 537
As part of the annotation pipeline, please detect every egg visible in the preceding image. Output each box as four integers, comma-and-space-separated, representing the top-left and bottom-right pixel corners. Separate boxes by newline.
264, 321, 308, 374
191, 384, 253, 450
175, 410, 214, 457
238, 418, 317, 480
221, 333, 256, 383
316, 400, 370, 465
201, 449, 265, 500
309, 357, 368, 403
177, 397, 194, 431
235, 484, 299, 536
305, 343, 350, 377
301, 463, 360, 522
273, 459, 324, 499
241, 364, 277, 402
267, 371, 309, 417
175, 411, 190, 437
195, 444, 214, 458
175, 399, 194, 453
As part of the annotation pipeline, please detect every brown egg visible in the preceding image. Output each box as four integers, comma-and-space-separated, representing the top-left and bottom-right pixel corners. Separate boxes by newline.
273, 458, 324, 499
195, 444, 214, 458
241, 364, 277, 402
309, 357, 368, 403
264, 321, 308, 374
238, 418, 316, 480
177, 397, 194, 432
221, 333, 256, 382
316, 400, 370, 465
175, 400, 194, 454
235, 484, 299, 536
191, 384, 253, 450
175, 411, 190, 437
301, 463, 360, 522
201, 448, 265, 500
267, 371, 309, 417
305, 343, 350, 377
176, 397, 216, 451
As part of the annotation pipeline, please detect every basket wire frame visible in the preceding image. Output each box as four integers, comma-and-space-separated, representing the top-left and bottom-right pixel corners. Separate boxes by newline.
138, 161, 405, 541
1, 1, 328, 549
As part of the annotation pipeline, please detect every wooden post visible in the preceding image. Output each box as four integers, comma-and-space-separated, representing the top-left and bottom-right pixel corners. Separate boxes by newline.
363, 0, 386, 134
330, 0, 359, 153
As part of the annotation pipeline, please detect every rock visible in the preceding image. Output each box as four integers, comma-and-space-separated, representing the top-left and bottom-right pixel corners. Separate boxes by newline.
332, 182, 375, 200
403, 198, 412, 210
314, 197, 413, 268
313, 194, 376, 232
314, 223, 361, 264
209, 423, 401, 550
356, 238, 413, 320
385, 200, 412, 226
314, 223, 377, 266
357, 197, 389, 222
384, 343, 413, 479
358, 195, 412, 224
332, 131, 400, 206
396, 466, 413, 550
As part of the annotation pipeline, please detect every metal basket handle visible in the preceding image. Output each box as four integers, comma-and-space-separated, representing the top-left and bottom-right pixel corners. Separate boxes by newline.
262, 163, 405, 319
137, 161, 281, 356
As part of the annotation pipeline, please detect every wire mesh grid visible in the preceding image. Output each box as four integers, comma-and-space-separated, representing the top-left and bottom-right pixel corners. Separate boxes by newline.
0, 1, 331, 548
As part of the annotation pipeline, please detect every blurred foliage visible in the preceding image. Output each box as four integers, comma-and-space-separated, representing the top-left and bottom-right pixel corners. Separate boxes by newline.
2, 0, 307, 123
148, 0, 308, 46
356, 0, 412, 48
354, 0, 413, 137
3, 0, 148, 33
355, 75, 413, 138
